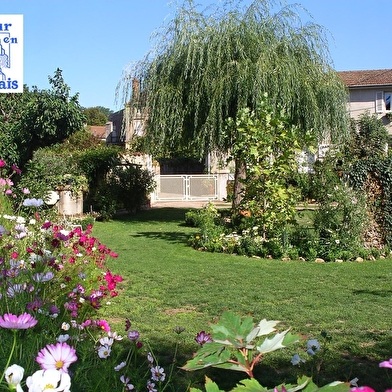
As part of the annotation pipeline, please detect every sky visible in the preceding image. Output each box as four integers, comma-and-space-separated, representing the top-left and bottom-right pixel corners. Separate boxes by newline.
1, 0, 389, 112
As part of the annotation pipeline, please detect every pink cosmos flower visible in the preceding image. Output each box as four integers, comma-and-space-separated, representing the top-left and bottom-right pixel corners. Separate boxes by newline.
0, 159, 6, 167
350, 388, 375, 392
380, 358, 392, 369
97, 319, 110, 332
36, 342, 77, 374
0, 313, 38, 329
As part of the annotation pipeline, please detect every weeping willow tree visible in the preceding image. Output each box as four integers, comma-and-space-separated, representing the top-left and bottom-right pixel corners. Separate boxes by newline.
118, 0, 349, 207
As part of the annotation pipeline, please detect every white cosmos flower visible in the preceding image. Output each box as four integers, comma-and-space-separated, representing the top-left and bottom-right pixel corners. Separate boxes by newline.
5, 364, 24, 391
108, 331, 123, 341
26, 369, 71, 392
98, 345, 111, 358
16, 216, 26, 224
61, 322, 70, 331
99, 336, 114, 346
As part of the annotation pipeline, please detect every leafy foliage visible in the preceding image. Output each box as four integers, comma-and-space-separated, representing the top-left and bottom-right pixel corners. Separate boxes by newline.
83, 106, 111, 125
183, 312, 350, 392
182, 311, 299, 376
228, 96, 304, 239
0, 69, 85, 168
345, 112, 390, 161
107, 163, 156, 214
348, 157, 392, 247
19, 130, 155, 219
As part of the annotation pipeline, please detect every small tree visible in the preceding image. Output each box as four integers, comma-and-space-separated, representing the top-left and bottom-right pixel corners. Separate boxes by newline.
228, 96, 304, 240
345, 111, 390, 161
83, 106, 110, 125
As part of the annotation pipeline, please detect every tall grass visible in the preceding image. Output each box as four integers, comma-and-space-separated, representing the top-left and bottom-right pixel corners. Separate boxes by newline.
93, 207, 392, 391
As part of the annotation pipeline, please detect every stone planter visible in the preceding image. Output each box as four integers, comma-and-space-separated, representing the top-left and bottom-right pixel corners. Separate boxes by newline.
58, 190, 83, 216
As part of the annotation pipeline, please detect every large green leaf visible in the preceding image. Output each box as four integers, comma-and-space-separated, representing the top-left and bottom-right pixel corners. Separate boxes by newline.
231, 378, 268, 391
212, 311, 256, 346
181, 342, 231, 371
190, 377, 226, 392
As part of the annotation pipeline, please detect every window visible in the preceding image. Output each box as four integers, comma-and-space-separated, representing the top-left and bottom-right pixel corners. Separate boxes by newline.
386, 92, 391, 111
376, 91, 392, 113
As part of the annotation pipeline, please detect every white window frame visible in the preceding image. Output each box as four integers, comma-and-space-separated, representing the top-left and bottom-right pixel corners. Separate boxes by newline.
376, 91, 384, 113
376, 91, 392, 113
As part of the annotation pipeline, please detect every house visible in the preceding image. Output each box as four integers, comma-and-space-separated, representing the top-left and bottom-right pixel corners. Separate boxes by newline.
338, 69, 392, 133
86, 125, 107, 142
108, 106, 145, 147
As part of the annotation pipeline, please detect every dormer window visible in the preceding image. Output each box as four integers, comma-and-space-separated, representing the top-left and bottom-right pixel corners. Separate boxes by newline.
376, 91, 391, 113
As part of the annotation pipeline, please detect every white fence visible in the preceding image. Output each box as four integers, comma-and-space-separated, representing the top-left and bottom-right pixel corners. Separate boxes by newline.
152, 174, 231, 202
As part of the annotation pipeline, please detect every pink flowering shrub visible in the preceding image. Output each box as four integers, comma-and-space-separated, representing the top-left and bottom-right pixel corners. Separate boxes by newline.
0, 159, 129, 389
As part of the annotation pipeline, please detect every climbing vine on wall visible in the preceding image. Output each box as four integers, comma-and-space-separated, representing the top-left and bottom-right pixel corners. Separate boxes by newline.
349, 157, 392, 246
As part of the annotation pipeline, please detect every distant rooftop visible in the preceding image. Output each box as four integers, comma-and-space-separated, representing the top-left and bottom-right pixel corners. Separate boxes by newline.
87, 125, 106, 139
338, 69, 392, 87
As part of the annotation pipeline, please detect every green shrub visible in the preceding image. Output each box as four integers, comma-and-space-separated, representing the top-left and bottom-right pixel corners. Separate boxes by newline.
108, 164, 156, 214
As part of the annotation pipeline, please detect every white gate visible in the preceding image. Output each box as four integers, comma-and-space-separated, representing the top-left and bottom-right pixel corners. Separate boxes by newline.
154, 175, 218, 201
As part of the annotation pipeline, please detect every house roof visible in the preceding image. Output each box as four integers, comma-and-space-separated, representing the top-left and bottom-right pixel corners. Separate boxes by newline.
87, 125, 106, 139
338, 69, 392, 87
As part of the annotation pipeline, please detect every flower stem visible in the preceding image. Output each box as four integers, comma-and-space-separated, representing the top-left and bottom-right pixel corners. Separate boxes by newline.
0, 330, 17, 385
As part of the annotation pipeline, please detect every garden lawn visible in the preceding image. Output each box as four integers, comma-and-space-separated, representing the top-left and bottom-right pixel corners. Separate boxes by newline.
93, 207, 392, 391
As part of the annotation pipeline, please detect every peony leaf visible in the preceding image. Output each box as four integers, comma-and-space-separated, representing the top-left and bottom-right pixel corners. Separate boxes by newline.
256, 329, 289, 353
231, 378, 268, 391
256, 319, 280, 337
190, 377, 226, 392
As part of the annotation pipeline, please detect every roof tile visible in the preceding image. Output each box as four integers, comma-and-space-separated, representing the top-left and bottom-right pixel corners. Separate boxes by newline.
338, 69, 392, 87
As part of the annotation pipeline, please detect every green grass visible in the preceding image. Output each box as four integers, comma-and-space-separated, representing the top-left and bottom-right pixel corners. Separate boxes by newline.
93, 208, 392, 391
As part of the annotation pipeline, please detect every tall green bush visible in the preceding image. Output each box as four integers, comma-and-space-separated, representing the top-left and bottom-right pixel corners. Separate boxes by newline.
107, 163, 156, 215
227, 96, 305, 241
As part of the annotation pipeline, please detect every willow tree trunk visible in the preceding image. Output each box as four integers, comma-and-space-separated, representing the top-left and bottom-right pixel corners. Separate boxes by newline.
232, 158, 246, 210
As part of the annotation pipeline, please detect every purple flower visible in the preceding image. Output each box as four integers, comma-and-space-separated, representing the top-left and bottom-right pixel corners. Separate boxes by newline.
26, 299, 44, 312
127, 330, 140, 340
147, 380, 157, 392
33, 271, 54, 282
195, 330, 213, 346
150, 365, 166, 382
49, 305, 60, 315
0, 312, 38, 329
